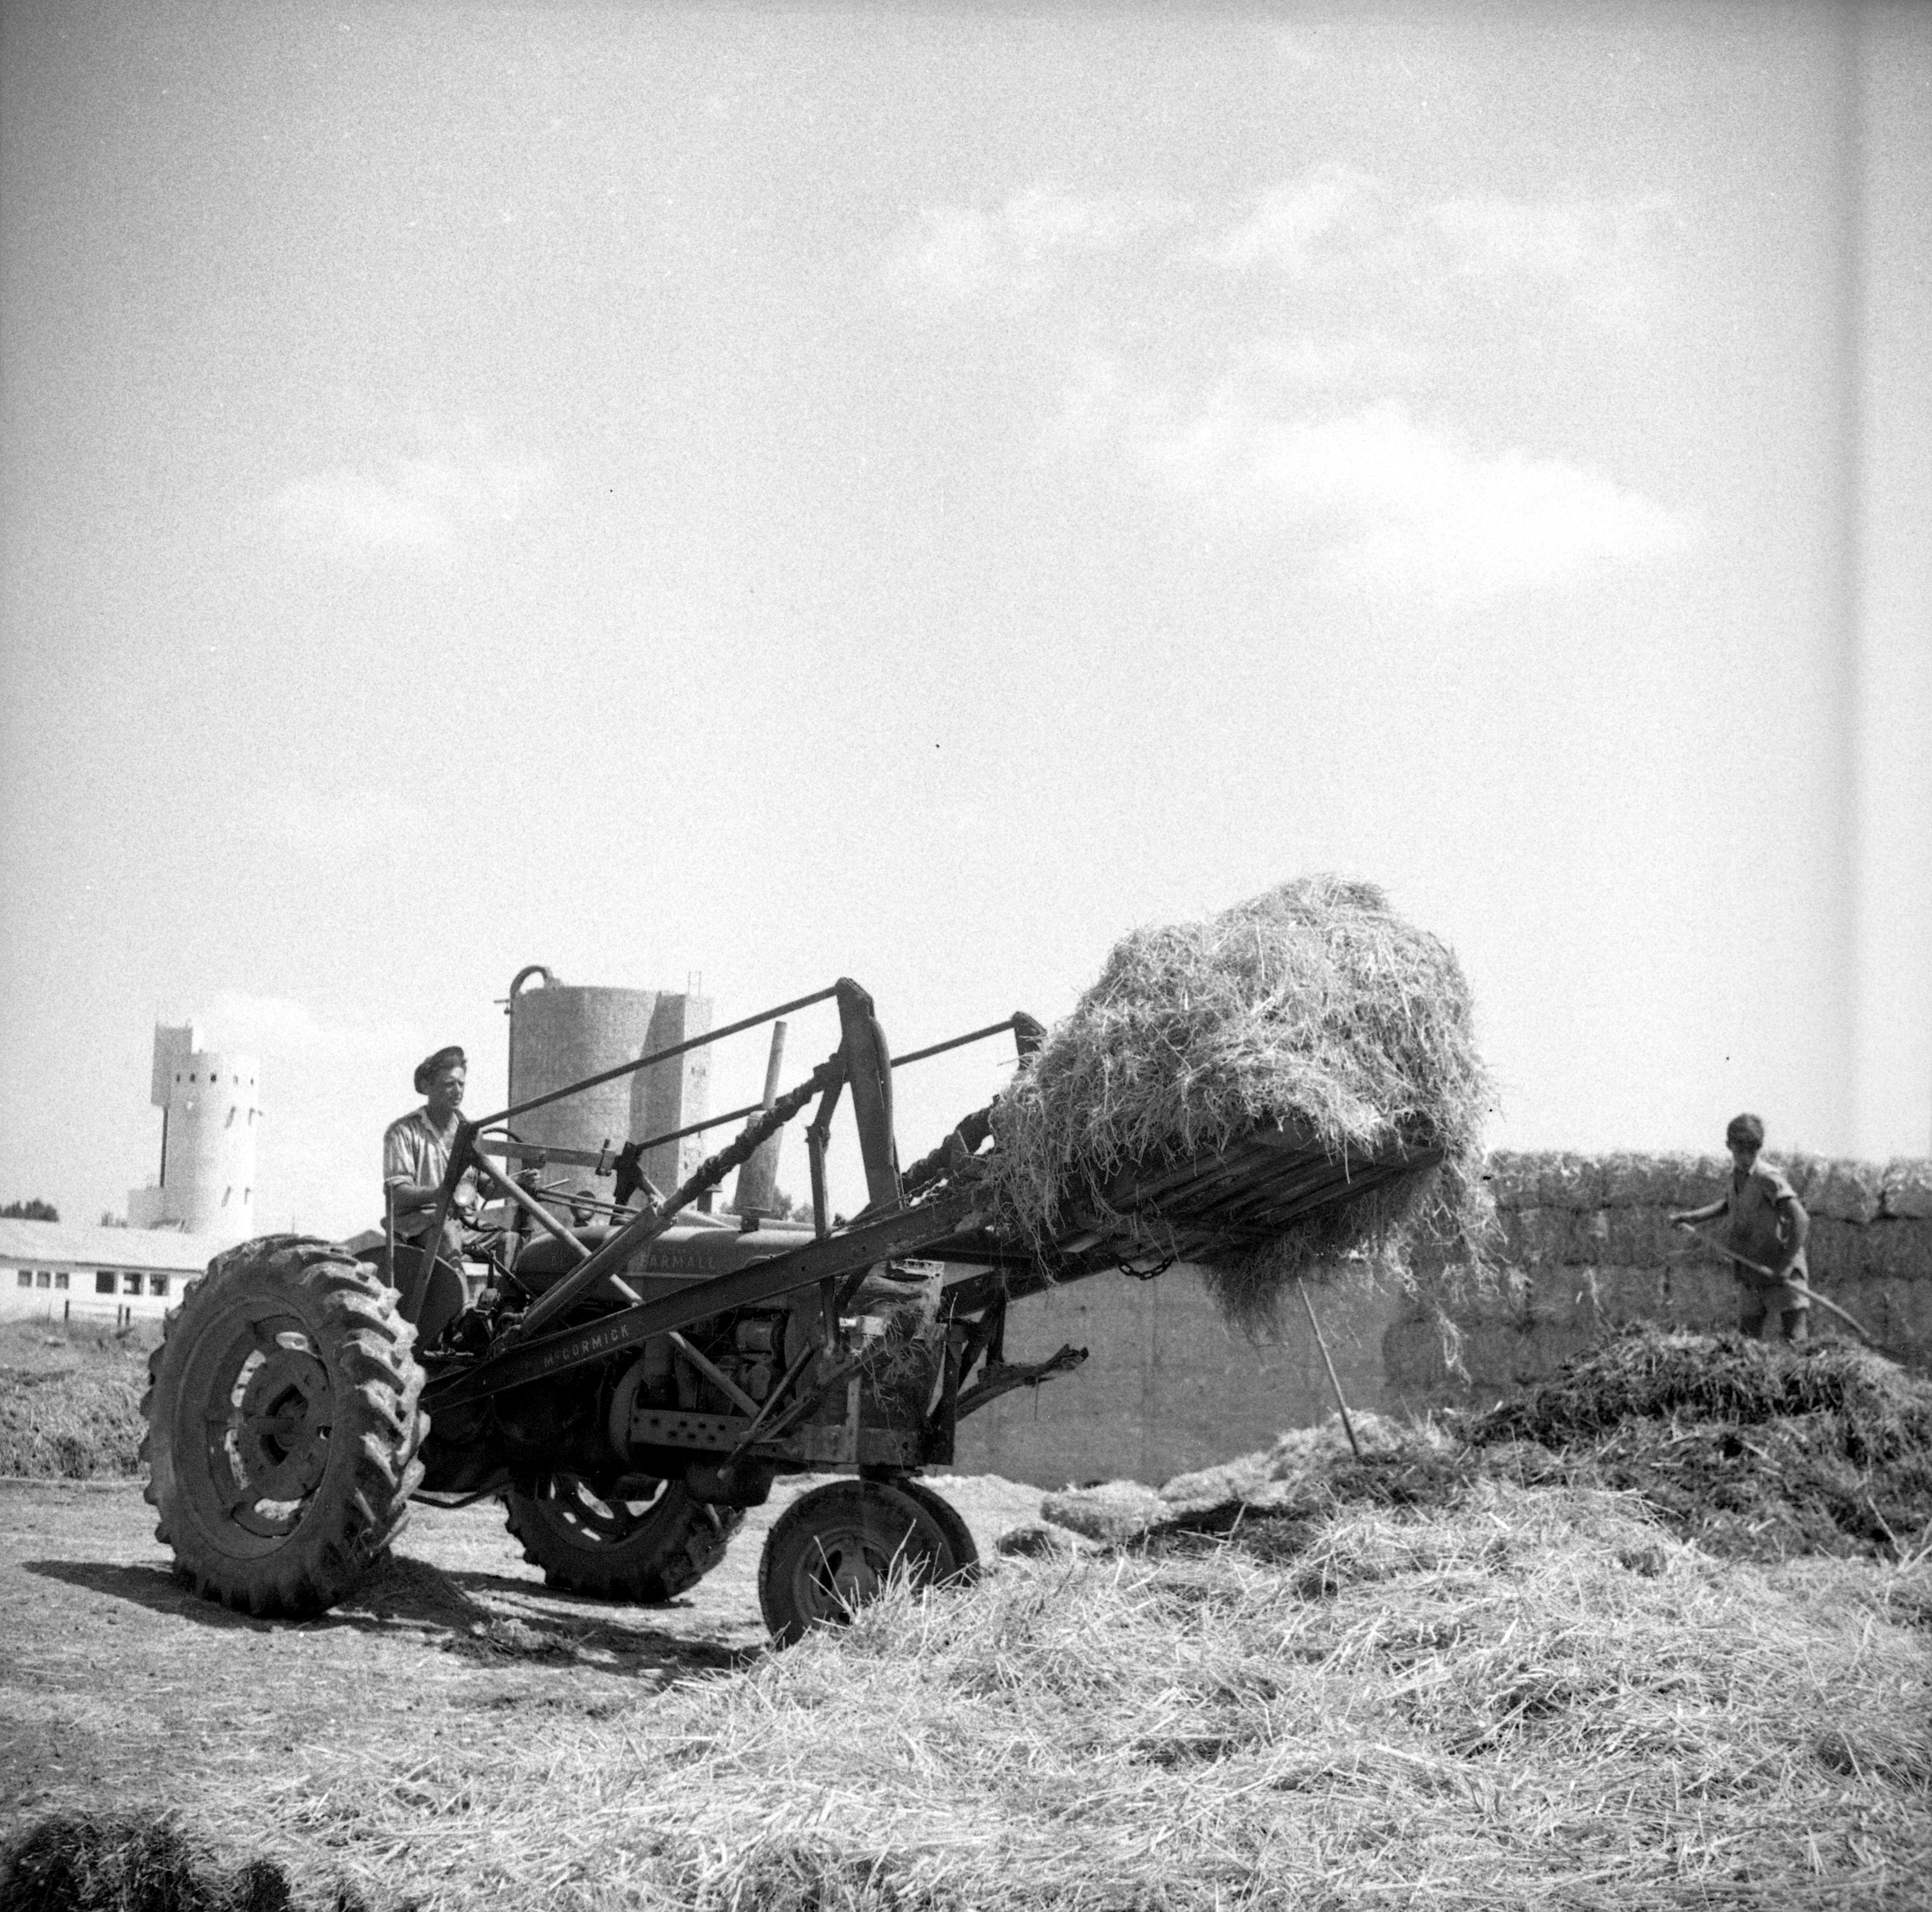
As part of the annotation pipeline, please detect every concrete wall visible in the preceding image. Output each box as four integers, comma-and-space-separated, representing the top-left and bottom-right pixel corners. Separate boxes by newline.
946, 1152, 1932, 1488
950, 1263, 1400, 1490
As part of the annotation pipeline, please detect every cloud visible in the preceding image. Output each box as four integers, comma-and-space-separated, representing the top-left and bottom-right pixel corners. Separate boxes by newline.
1072, 367, 1692, 595
269, 452, 551, 553
890, 186, 1190, 301
1208, 168, 1676, 328
1205, 164, 1394, 272
1162, 397, 1692, 594
1426, 193, 1680, 325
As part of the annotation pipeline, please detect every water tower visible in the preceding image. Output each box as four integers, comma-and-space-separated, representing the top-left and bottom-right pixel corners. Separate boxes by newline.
127, 1023, 260, 1246
505, 969, 712, 1199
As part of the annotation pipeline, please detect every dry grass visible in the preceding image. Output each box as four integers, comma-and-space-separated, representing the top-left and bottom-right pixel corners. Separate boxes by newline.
0, 1316, 157, 1479
1466, 1328, 1932, 1565
1049, 1330, 1932, 1570
0, 1811, 368, 1911
982, 876, 1492, 1327
82, 1484, 1929, 1910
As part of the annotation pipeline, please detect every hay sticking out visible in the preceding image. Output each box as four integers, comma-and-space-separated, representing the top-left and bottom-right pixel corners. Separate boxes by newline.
986, 875, 1491, 1325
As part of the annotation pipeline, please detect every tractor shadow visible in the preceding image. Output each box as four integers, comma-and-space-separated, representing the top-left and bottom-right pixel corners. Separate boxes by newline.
23, 1555, 757, 1678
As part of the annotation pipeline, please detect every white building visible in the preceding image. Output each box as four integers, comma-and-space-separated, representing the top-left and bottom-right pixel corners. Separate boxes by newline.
126, 1023, 261, 1248
0, 1218, 227, 1325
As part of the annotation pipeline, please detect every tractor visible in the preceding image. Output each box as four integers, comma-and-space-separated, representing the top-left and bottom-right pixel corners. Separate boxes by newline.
140, 977, 1437, 1642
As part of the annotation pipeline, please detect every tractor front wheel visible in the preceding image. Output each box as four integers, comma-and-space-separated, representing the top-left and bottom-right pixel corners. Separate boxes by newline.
757, 1479, 962, 1647
893, 1478, 982, 1584
503, 1475, 741, 1602
141, 1235, 427, 1619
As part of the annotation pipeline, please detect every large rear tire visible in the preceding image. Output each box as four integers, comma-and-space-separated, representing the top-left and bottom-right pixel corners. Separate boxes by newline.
503, 1475, 741, 1602
757, 1479, 959, 1647
141, 1235, 427, 1619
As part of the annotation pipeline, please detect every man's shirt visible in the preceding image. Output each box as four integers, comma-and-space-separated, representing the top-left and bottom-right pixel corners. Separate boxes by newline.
1718, 1160, 1808, 1281
382, 1107, 475, 1239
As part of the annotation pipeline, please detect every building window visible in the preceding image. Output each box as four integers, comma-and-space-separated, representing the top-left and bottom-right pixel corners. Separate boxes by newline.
35, 1270, 50, 1288
53, 1271, 68, 1291
96, 1271, 116, 1294
123, 1273, 144, 1296
15, 1270, 29, 1289
149, 1276, 169, 1298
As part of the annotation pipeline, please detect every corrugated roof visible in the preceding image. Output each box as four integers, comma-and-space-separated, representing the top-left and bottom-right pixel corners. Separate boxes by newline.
0, 1219, 230, 1274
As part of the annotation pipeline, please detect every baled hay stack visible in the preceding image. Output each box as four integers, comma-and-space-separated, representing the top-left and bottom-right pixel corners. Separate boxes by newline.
986, 875, 1491, 1327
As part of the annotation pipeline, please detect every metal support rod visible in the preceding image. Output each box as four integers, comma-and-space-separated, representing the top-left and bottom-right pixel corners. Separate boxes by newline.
667, 1330, 761, 1418
426, 1185, 978, 1412
512, 1055, 843, 1342
723, 1340, 820, 1458
479, 982, 842, 1128
1298, 1282, 1361, 1460
889, 1015, 1035, 1071
467, 1150, 641, 1305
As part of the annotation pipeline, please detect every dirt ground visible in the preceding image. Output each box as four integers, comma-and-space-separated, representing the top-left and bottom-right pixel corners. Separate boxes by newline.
0, 1472, 1046, 1857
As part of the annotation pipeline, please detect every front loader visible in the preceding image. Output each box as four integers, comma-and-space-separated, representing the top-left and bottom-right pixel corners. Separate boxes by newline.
142, 976, 1438, 1642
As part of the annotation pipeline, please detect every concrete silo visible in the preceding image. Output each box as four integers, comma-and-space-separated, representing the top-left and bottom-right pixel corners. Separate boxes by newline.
505, 969, 712, 1200
127, 1023, 261, 1247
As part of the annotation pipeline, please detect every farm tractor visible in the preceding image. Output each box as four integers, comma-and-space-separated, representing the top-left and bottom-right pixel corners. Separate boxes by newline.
142, 978, 1435, 1642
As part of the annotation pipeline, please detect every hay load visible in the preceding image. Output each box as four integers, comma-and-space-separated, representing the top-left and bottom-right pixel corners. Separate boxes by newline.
986, 875, 1491, 1324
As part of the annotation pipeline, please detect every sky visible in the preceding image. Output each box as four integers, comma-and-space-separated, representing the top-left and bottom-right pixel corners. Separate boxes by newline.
2, 1, 1928, 1243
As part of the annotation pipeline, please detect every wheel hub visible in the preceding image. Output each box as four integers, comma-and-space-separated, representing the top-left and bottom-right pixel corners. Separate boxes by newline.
234, 1349, 330, 1499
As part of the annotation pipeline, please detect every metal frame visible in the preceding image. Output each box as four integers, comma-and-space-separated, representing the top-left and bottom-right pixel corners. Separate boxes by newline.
404, 972, 1447, 1480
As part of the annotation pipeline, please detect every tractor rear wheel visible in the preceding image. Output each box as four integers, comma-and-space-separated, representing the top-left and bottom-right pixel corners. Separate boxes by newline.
757, 1479, 960, 1647
141, 1235, 427, 1619
503, 1476, 741, 1602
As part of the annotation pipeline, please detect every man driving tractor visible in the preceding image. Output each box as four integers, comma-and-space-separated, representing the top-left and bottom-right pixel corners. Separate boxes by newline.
382, 1047, 482, 1340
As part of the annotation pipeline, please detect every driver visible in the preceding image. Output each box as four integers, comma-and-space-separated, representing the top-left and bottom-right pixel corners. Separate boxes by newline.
383, 1045, 481, 1257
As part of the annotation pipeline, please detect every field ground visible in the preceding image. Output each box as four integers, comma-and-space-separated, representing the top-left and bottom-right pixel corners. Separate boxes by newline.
4, 1470, 1930, 1910
5, 1321, 1931, 1909
0, 1472, 1042, 1897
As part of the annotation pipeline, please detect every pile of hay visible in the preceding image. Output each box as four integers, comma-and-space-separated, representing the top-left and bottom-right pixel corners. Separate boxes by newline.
0, 1319, 151, 1479
1467, 1328, 1932, 1563
985, 875, 1491, 1321
0, 1811, 369, 1911
1045, 1331, 1932, 1567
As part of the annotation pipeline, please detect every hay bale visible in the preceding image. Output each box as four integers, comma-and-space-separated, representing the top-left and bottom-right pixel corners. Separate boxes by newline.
1551, 1264, 1667, 1324
1784, 1157, 1885, 1225
1040, 1480, 1167, 1543
1535, 1152, 1609, 1210
1497, 1207, 1585, 1266
1595, 1207, 1687, 1266
1882, 1158, 1932, 1220
1598, 1152, 1709, 1209
984, 876, 1490, 1326
995, 1522, 1073, 1559
1479, 1151, 1542, 1211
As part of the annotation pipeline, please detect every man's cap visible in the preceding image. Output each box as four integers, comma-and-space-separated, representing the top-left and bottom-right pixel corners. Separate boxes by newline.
414, 1045, 467, 1093
1725, 1112, 1766, 1149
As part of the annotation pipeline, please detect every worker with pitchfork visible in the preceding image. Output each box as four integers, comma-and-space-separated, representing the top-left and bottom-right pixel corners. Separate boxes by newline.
1670, 1114, 1811, 1342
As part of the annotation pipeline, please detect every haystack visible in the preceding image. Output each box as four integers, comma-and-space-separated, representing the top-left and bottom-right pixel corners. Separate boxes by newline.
985, 875, 1491, 1325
